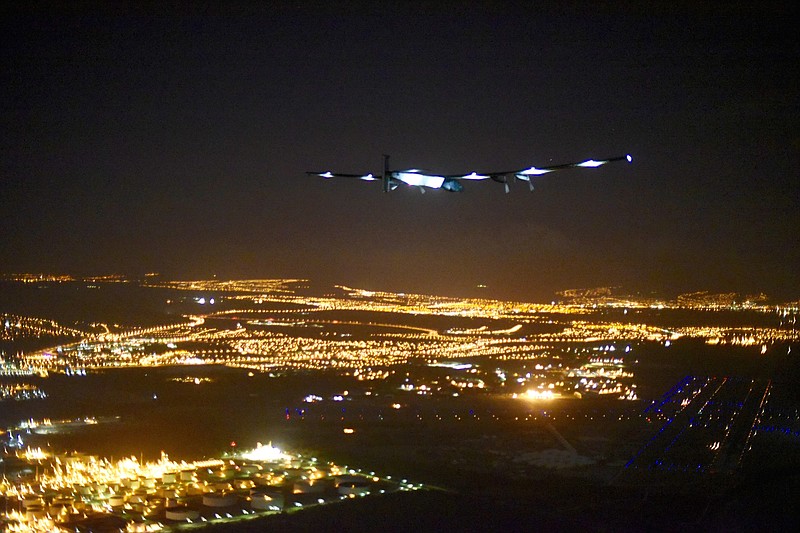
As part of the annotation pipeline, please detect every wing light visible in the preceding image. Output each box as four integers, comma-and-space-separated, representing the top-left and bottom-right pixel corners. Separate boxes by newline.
320, 172, 334, 178
517, 167, 554, 176
576, 160, 606, 168
456, 172, 490, 180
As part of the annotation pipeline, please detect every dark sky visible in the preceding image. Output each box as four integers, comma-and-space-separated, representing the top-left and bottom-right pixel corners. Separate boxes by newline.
2, 2, 798, 301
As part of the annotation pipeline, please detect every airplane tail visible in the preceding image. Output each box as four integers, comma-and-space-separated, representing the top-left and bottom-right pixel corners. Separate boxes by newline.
382, 154, 390, 193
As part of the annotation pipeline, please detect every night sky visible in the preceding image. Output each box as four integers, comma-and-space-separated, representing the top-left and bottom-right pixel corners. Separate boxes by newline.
2, 2, 798, 301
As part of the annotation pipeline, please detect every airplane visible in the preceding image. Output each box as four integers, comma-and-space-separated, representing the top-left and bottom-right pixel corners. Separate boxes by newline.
307, 153, 632, 193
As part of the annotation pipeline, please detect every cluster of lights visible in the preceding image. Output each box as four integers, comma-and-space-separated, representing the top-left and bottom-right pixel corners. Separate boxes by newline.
6, 278, 795, 412
0, 442, 417, 532
701, 327, 800, 346
1, 314, 87, 341
523, 389, 557, 400
0, 383, 47, 402
238, 442, 290, 462
1, 273, 77, 283
170, 376, 214, 385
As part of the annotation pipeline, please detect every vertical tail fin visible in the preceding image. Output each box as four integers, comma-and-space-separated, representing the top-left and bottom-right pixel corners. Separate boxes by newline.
382, 154, 390, 193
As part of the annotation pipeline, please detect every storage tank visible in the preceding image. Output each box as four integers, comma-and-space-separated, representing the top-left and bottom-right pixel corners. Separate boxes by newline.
25, 505, 47, 521
335, 475, 371, 496
292, 480, 324, 494
165, 506, 200, 521
202, 492, 238, 507
240, 464, 261, 475
250, 490, 285, 511
22, 496, 44, 509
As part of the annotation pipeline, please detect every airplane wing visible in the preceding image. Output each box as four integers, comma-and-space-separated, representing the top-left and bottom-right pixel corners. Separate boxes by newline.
305, 171, 380, 181
307, 154, 631, 193
467, 154, 633, 179
438, 154, 633, 192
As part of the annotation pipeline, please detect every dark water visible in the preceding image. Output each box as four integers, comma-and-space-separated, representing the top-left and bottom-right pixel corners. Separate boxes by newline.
0, 281, 179, 326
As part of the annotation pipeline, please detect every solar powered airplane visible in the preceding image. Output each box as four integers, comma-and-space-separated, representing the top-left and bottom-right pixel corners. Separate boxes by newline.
307, 154, 632, 193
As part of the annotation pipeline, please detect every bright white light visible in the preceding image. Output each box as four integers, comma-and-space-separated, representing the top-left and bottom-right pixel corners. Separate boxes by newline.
577, 160, 606, 168
518, 167, 553, 176
393, 171, 445, 188
23, 446, 48, 461
320, 172, 334, 178
457, 172, 490, 180
360, 174, 377, 181
240, 442, 290, 462
626, 154, 633, 162
428, 362, 472, 370
525, 390, 555, 400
